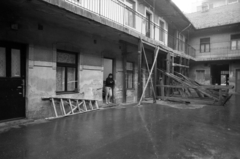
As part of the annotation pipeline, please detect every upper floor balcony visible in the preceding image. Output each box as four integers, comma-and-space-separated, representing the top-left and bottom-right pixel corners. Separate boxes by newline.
64, 0, 196, 58
194, 41, 240, 61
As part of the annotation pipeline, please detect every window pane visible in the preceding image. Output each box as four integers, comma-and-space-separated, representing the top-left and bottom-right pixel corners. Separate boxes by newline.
237, 40, 240, 50
231, 40, 237, 50
0, 47, 6, 77
57, 52, 76, 64
125, 0, 135, 28
127, 71, 133, 89
200, 44, 205, 52
56, 67, 65, 91
205, 44, 210, 52
11, 49, 21, 77
67, 68, 76, 91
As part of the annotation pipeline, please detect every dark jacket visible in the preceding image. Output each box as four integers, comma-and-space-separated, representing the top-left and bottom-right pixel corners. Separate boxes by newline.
105, 77, 115, 88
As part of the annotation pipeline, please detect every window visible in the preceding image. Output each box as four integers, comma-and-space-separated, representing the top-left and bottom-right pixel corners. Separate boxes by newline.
179, 34, 184, 52
200, 38, 210, 53
228, 0, 238, 4
159, 20, 165, 42
126, 62, 134, 89
124, 0, 135, 28
231, 34, 240, 50
56, 50, 78, 93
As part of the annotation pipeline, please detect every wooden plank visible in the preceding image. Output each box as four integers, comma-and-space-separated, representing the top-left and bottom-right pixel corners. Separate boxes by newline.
158, 69, 219, 101
142, 42, 156, 102
172, 63, 189, 68
158, 96, 214, 105
137, 39, 143, 101
51, 98, 58, 118
138, 47, 159, 105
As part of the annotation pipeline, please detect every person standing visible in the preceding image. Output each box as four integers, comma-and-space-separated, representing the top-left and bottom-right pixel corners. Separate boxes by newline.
105, 73, 115, 104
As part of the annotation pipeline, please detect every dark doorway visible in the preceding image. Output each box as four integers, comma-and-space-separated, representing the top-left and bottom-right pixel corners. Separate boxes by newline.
146, 12, 152, 38
103, 58, 115, 103
236, 69, 240, 93
211, 64, 229, 85
0, 42, 26, 121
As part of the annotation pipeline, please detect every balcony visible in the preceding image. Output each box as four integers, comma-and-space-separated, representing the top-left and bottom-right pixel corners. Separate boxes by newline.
65, 0, 196, 58
195, 42, 240, 61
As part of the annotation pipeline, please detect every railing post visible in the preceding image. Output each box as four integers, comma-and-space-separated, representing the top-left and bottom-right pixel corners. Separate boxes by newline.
99, 0, 101, 15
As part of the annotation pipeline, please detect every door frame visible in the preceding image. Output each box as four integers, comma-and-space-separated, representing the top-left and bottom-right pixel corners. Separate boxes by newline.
103, 57, 116, 103
0, 41, 27, 121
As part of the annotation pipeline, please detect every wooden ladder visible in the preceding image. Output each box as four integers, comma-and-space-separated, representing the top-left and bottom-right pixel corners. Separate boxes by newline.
43, 97, 99, 119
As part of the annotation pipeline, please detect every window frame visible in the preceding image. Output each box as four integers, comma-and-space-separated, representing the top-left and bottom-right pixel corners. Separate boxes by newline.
200, 37, 210, 53
124, 0, 136, 28
126, 62, 134, 90
56, 50, 78, 94
159, 19, 165, 42
231, 34, 240, 50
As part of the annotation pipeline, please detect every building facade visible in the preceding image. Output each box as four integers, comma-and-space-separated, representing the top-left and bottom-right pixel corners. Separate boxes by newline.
0, 0, 195, 121
187, 1, 240, 93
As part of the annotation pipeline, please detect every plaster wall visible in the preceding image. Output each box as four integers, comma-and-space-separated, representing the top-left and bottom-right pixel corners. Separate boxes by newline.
0, 16, 139, 119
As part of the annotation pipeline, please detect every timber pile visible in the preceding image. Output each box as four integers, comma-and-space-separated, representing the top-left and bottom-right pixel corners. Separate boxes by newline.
157, 69, 234, 106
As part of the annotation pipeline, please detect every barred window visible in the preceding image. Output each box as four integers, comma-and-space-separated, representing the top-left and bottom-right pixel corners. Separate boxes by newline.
56, 50, 78, 93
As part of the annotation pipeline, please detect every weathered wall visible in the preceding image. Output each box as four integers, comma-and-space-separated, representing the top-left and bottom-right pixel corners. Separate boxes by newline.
0, 15, 139, 119
189, 60, 240, 93
189, 30, 240, 60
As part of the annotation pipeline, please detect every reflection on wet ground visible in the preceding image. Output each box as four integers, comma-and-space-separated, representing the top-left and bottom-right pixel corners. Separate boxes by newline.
0, 95, 240, 159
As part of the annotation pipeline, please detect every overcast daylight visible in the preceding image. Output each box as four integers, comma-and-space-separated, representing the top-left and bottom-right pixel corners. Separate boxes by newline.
0, 0, 240, 158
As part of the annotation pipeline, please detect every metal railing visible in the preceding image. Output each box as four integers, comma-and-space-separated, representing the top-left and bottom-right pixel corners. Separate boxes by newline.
194, 42, 240, 60
66, 0, 196, 58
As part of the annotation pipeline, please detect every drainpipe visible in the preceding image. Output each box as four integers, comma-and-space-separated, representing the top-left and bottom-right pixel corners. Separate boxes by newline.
179, 23, 192, 53
180, 23, 192, 34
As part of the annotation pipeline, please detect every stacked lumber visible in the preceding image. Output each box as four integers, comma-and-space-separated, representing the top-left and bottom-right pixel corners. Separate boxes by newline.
157, 69, 234, 106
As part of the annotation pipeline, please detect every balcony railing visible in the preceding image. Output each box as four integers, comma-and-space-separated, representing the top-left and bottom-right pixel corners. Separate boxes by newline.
66, 0, 196, 58
195, 42, 240, 60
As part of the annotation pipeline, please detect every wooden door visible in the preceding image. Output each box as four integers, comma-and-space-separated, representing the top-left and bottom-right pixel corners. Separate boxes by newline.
0, 42, 26, 121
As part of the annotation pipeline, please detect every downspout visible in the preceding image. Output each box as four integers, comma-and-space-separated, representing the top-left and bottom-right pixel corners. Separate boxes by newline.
180, 23, 192, 34
178, 23, 192, 52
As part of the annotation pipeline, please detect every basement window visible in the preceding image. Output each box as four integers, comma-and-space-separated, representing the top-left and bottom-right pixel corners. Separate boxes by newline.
56, 50, 78, 93
200, 38, 210, 53
126, 62, 134, 89
231, 34, 240, 50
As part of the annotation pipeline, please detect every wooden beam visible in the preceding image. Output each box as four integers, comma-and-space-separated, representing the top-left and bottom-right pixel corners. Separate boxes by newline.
179, 57, 182, 74
142, 43, 157, 102
172, 63, 189, 68
166, 53, 171, 97
158, 96, 216, 105
138, 47, 159, 105
122, 44, 127, 103
137, 39, 143, 102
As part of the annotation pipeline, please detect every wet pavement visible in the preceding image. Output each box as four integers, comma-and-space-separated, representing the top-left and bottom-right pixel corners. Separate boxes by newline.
0, 95, 240, 159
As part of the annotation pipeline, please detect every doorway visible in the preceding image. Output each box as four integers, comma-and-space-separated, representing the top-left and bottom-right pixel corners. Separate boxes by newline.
103, 58, 114, 103
146, 12, 152, 38
236, 69, 240, 93
211, 64, 229, 85
0, 42, 26, 121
